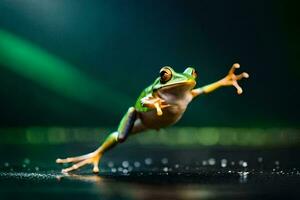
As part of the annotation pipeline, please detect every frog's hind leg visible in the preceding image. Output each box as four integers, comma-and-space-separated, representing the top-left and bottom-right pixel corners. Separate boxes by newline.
56, 107, 138, 173
117, 107, 137, 142
56, 132, 118, 173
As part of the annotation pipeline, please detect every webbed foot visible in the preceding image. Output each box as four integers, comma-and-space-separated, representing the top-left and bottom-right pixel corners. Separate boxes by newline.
56, 151, 102, 173
221, 63, 249, 94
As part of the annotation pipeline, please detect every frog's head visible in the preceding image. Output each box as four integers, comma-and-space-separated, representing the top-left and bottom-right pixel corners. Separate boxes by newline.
152, 66, 197, 93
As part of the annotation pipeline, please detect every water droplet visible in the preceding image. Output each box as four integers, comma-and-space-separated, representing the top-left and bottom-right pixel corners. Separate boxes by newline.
231, 161, 235, 166
22, 164, 27, 168
242, 162, 248, 168
202, 160, 207, 166
4, 162, 9, 167
163, 167, 168, 172
145, 158, 152, 165
161, 158, 168, 165
208, 158, 216, 166
122, 169, 128, 174
275, 161, 280, 165
108, 161, 114, 168
257, 157, 263, 163
122, 161, 129, 168
111, 168, 117, 173
239, 160, 244, 166
23, 158, 30, 165
238, 171, 249, 183
134, 161, 141, 168
118, 167, 123, 172
35, 166, 39, 171
221, 159, 227, 168
174, 164, 179, 168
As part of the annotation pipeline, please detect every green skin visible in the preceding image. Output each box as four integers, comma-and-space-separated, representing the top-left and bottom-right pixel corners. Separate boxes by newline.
56, 63, 249, 173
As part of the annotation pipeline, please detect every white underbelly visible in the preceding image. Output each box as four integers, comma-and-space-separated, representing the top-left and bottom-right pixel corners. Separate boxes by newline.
138, 90, 193, 130
139, 106, 184, 129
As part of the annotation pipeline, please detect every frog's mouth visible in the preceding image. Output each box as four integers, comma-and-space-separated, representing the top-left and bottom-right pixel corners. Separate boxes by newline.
158, 80, 196, 92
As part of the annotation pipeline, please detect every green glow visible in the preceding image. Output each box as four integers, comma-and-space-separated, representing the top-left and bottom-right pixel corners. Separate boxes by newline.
1, 127, 299, 146
0, 30, 133, 112
196, 128, 220, 146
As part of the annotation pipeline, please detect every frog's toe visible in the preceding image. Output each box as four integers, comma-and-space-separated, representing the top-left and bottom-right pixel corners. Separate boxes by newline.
56, 152, 97, 164
61, 158, 92, 173
93, 166, 100, 174
92, 158, 100, 173
236, 72, 249, 80
233, 81, 243, 95
56, 157, 83, 164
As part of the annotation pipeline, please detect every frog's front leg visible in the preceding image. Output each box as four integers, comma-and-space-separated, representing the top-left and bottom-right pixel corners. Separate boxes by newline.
56, 107, 137, 173
192, 63, 249, 97
141, 94, 170, 116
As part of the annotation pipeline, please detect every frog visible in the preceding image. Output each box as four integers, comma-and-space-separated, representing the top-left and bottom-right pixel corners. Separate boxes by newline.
56, 63, 249, 173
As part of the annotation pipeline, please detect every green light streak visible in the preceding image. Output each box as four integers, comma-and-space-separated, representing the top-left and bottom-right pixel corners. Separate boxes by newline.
0, 30, 133, 113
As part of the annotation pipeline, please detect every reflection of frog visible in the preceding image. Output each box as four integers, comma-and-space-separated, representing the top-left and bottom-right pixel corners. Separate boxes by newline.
57, 63, 249, 173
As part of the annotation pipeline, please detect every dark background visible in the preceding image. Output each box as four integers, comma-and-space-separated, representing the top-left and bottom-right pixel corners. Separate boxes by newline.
0, 3, 300, 200
0, 0, 299, 127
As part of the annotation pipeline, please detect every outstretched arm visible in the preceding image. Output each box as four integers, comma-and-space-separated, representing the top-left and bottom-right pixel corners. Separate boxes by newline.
192, 63, 249, 97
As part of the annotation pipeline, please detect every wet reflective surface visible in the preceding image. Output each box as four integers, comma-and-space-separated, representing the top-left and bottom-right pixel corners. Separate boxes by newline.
1, 144, 300, 199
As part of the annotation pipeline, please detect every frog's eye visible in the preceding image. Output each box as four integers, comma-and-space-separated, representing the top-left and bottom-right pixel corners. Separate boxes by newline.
183, 67, 197, 79
159, 67, 172, 84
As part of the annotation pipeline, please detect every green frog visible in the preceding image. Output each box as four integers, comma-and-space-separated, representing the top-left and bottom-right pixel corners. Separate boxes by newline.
56, 63, 249, 173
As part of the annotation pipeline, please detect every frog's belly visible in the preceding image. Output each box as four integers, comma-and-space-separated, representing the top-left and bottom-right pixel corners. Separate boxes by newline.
139, 105, 186, 129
